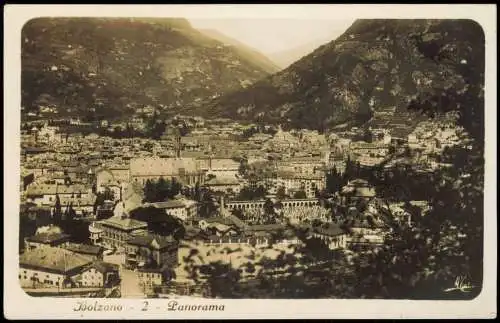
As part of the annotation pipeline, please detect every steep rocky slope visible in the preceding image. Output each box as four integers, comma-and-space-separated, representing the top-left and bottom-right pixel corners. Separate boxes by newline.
199, 29, 280, 74
268, 35, 336, 70
203, 19, 484, 132
21, 17, 274, 120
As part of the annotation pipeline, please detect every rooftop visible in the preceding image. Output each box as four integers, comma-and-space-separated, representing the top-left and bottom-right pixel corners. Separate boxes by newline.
20, 247, 93, 274
130, 157, 200, 177
87, 260, 120, 273
145, 200, 186, 209
204, 177, 241, 186
245, 223, 286, 232
127, 234, 178, 249
26, 183, 89, 196
64, 243, 103, 256
26, 232, 71, 244
313, 223, 346, 237
99, 216, 148, 231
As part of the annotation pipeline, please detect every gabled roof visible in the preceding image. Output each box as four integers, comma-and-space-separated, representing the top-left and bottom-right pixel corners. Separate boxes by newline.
246, 223, 286, 232
225, 214, 247, 230
64, 243, 103, 256
26, 184, 89, 196
202, 217, 234, 226
129, 157, 200, 176
26, 232, 71, 244
145, 200, 186, 209
313, 223, 346, 237
20, 247, 93, 274
127, 234, 178, 249
205, 177, 240, 186
86, 260, 119, 273
99, 216, 148, 231
206, 223, 233, 233
350, 218, 385, 229
209, 158, 239, 170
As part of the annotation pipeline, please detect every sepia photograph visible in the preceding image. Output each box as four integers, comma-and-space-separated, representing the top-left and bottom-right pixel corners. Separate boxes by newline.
4, 4, 497, 319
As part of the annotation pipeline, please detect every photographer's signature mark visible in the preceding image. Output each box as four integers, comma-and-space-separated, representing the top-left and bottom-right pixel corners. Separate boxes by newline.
443, 275, 476, 293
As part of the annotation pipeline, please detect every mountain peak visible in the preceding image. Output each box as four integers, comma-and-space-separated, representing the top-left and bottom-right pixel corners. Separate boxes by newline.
201, 19, 484, 132
21, 17, 275, 121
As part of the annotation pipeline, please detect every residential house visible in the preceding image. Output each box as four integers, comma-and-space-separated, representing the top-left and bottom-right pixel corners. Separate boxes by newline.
310, 223, 348, 250
81, 261, 120, 288
144, 197, 198, 222
346, 218, 386, 249
198, 217, 241, 237
59, 193, 96, 217
19, 247, 93, 289
350, 141, 390, 158
95, 213, 148, 250
340, 179, 377, 205
274, 171, 326, 198
25, 183, 92, 207
137, 268, 165, 291
125, 234, 179, 270
197, 157, 240, 178
95, 169, 122, 199
203, 176, 242, 195
64, 243, 104, 260
24, 232, 71, 251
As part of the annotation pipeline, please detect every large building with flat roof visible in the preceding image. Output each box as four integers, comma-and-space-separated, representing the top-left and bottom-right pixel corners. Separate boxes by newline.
130, 157, 205, 186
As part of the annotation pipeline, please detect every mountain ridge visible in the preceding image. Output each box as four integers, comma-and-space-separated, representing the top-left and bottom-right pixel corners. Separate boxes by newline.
21, 17, 275, 121
200, 19, 484, 132
268, 35, 336, 69
199, 28, 281, 73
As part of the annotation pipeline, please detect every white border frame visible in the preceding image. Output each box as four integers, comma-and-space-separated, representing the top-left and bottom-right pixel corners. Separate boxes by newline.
3, 4, 497, 319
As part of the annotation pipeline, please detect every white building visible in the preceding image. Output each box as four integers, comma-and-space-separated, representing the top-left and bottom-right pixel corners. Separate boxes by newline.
310, 224, 348, 250
203, 176, 242, 195
19, 247, 93, 289
80, 261, 120, 287
274, 172, 326, 198
144, 198, 198, 222
197, 158, 240, 178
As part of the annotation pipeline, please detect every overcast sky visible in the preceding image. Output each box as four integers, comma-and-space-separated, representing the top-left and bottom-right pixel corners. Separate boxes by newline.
189, 19, 355, 55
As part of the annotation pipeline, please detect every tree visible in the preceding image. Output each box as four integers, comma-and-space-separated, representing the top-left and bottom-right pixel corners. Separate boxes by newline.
199, 190, 217, 218
157, 177, 170, 201
143, 179, 156, 203
146, 111, 167, 140
276, 186, 287, 200
169, 178, 182, 199
326, 166, 343, 194
53, 194, 62, 224
231, 209, 245, 221
64, 203, 76, 221
263, 198, 275, 216
238, 159, 249, 177
125, 123, 134, 138
129, 206, 185, 239
293, 191, 307, 199
237, 185, 267, 201
362, 129, 372, 143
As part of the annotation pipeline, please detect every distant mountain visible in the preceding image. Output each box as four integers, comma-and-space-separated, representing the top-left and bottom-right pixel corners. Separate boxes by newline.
202, 19, 484, 132
21, 18, 274, 121
268, 36, 334, 69
199, 29, 280, 74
